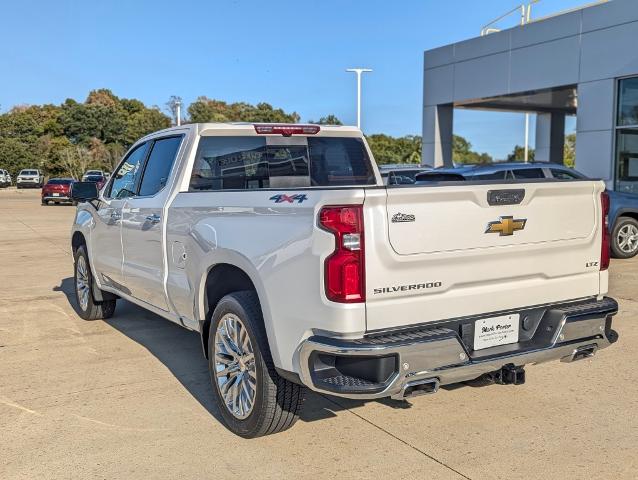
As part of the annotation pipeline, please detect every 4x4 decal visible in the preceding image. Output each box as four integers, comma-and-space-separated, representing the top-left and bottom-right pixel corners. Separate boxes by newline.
269, 194, 308, 204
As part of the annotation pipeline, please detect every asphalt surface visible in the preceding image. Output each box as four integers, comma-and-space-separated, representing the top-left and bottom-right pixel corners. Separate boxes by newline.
1, 187, 637, 480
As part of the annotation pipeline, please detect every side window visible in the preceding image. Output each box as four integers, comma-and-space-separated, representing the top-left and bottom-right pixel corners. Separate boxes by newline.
513, 168, 544, 179
550, 168, 581, 180
190, 137, 268, 191
308, 137, 375, 186
107, 143, 149, 199
138, 136, 183, 196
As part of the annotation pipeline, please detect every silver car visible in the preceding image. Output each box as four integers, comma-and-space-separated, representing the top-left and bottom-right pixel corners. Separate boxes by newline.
0, 169, 11, 187
16, 169, 44, 189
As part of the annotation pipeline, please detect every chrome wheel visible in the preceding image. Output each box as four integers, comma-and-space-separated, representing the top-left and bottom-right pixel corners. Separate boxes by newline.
617, 224, 638, 254
214, 314, 257, 419
75, 255, 90, 311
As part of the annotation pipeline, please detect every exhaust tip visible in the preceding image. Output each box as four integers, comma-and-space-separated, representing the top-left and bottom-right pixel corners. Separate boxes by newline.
402, 378, 440, 398
571, 344, 598, 362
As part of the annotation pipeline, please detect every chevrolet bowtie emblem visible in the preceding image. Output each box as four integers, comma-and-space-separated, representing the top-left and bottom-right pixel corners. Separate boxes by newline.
485, 216, 527, 236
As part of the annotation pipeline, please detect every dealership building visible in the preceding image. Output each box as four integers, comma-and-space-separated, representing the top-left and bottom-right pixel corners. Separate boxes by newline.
422, 0, 638, 193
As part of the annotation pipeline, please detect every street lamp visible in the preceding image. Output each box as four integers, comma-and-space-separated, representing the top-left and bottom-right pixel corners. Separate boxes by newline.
346, 68, 372, 129
175, 100, 182, 126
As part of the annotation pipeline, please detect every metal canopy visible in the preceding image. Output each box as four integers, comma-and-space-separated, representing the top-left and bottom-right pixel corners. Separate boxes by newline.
455, 85, 578, 114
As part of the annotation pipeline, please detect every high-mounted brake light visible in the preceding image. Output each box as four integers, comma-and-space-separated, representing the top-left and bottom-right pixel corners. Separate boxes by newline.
600, 191, 610, 271
319, 205, 365, 303
253, 124, 320, 136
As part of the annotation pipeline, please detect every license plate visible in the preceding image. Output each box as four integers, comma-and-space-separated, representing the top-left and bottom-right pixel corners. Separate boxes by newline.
52, 193, 60, 196
473, 314, 520, 350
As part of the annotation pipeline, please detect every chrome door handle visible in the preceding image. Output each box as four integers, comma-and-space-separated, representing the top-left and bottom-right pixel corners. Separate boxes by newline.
145, 214, 161, 224
110, 211, 121, 220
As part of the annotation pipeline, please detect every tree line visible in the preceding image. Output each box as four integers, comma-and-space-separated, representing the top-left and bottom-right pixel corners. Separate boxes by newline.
0, 88, 505, 178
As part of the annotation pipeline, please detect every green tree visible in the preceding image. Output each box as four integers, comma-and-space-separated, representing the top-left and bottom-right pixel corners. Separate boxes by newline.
0, 88, 171, 178
507, 145, 535, 162
187, 97, 300, 123
309, 115, 343, 125
0, 137, 38, 176
453, 135, 493, 164
124, 108, 171, 145
366, 134, 422, 165
60, 99, 127, 145
564, 133, 576, 168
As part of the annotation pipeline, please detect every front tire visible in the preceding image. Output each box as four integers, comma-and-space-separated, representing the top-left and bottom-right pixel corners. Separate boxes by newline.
208, 291, 304, 438
611, 217, 638, 259
73, 245, 116, 320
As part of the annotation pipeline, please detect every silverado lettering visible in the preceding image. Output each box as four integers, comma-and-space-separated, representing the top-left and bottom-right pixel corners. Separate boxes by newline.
374, 282, 442, 294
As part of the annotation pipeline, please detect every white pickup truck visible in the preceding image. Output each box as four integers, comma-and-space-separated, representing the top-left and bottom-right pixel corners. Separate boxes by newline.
70, 123, 619, 438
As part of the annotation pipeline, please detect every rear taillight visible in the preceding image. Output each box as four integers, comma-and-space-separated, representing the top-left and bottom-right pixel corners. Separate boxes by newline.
254, 124, 320, 136
319, 205, 365, 303
600, 191, 610, 271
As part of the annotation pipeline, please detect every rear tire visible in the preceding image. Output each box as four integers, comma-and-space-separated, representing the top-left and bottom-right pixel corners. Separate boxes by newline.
611, 217, 638, 259
208, 291, 304, 438
73, 245, 116, 320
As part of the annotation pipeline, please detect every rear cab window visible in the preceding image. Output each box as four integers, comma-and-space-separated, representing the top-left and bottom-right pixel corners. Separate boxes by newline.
189, 136, 375, 191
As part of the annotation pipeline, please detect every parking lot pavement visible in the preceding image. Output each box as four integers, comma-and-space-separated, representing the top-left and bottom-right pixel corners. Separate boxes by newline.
1, 187, 637, 480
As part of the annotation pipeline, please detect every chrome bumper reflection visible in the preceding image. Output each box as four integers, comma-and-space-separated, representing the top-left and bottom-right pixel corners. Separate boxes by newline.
297, 298, 618, 400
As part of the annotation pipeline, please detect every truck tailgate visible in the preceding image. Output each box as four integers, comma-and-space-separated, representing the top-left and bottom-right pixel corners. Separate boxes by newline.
364, 181, 606, 331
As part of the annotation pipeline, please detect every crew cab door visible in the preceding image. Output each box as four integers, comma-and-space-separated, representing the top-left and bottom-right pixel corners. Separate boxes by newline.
92, 142, 149, 288
121, 135, 183, 311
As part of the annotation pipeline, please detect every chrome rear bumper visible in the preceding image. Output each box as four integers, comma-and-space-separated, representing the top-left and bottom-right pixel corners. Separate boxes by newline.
297, 297, 618, 400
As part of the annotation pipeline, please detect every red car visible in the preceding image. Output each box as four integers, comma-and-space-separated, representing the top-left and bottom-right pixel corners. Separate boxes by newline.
41, 178, 75, 205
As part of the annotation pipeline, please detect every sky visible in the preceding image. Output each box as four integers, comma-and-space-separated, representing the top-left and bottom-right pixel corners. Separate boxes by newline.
0, 0, 591, 159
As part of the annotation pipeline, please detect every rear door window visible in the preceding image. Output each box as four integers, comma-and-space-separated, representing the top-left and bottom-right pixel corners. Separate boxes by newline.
189, 136, 375, 191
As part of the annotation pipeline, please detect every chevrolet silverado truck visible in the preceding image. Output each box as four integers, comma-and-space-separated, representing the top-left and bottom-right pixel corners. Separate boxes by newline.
70, 123, 619, 438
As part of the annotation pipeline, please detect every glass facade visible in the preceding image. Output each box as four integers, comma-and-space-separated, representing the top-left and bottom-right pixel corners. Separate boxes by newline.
616, 78, 638, 194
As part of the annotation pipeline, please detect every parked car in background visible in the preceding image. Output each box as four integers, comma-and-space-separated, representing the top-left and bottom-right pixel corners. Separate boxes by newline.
420, 162, 586, 181
378, 164, 432, 185
16, 169, 44, 188
82, 170, 106, 181
83, 174, 107, 191
41, 178, 75, 205
0, 169, 11, 187
607, 191, 638, 259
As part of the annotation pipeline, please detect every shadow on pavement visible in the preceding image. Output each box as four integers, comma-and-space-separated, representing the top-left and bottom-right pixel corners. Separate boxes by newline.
55, 276, 415, 428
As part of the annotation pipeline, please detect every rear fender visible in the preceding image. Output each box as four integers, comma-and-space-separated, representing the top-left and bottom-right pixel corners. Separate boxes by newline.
194, 248, 280, 366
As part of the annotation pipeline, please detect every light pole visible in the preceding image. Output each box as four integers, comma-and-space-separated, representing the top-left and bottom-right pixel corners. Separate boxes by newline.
346, 68, 372, 129
175, 100, 182, 126
524, 113, 530, 163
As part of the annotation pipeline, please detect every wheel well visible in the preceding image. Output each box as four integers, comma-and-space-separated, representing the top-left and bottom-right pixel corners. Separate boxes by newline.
617, 212, 638, 226
201, 264, 257, 358
71, 231, 86, 253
